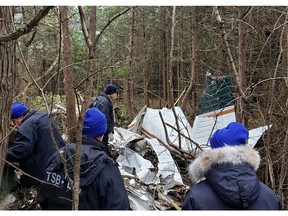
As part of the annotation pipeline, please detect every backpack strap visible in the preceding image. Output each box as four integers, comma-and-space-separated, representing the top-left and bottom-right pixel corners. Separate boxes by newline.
237, 180, 248, 209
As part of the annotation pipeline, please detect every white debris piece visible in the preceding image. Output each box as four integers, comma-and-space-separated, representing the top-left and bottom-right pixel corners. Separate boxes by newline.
247, 125, 271, 148
191, 105, 236, 146
141, 107, 195, 157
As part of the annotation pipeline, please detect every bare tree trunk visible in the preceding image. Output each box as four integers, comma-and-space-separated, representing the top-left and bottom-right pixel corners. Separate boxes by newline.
0, 6, 16, 186
125, 7, 135, 117
87, 7, 97, 101
74, 6, 97, 210
176, 37, 181, 99
212, 6, 246, 100
142, 7, 149, 106
237, 7, 249, 125
182, 7, 197, 115
60, 6, 77, 143
179, 32, 184, 97
108, 30, 113, 84
168, 6, 176, 108
160, 7, 167, 107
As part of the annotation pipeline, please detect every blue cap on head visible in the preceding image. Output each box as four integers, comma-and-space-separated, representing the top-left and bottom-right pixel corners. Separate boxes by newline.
105, 84, 118, 95
210, 122, 249, 149
82, 108, 107, 138
11, 102, 29, 119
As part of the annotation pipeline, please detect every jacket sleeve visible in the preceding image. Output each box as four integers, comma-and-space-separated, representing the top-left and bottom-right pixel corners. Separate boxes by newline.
6, 123, 38, 162
96, 164, 130, 210
100, 100, 114, 133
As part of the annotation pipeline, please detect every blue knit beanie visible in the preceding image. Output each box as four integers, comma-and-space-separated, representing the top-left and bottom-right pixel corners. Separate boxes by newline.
105, 84, 118, 95
11, 102, 29, 119
82, 108, 107, 137
210, 122, 249, 149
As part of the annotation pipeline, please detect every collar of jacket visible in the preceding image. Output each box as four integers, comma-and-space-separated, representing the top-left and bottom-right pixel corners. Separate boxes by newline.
81, 135, 105, 150
21, 110, 37, 122
100, 91, 112, 102
188, 145, 260, 182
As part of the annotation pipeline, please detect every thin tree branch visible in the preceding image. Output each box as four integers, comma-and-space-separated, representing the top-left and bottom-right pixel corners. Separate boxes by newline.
15, 54, 59, 100
95, 7, 132, 44
158, 111, 194, 160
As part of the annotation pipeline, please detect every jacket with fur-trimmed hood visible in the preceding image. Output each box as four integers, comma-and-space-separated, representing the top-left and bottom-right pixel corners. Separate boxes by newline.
181, 145, 281, 210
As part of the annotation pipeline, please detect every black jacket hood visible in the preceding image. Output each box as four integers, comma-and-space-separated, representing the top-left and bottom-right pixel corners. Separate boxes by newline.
188, 145, 261, 208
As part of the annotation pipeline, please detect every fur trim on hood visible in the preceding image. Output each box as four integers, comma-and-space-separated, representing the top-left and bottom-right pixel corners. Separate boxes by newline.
188, 145, 260, 182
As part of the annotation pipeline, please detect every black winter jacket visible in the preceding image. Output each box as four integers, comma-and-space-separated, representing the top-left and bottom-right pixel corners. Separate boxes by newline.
89, 92, 114, 134
41, 136, 130, 210
6, 111, 66, 187
181, 145, 282, 210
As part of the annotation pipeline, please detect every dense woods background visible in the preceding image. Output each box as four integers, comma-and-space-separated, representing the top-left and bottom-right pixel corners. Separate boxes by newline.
0, 6, 288, 209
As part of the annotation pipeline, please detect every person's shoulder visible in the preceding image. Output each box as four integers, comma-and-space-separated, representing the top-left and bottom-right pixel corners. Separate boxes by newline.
20, 110, 41, 123
99, 91, 108, 97
29, 110, 47, 117
98, 155, 119, 170
95, 93, 107, 101
98, 96, 110, 106
259, 181, 280, 197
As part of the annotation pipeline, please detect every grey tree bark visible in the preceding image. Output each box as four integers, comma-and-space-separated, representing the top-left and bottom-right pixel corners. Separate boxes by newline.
0, 6, 16, 186
60, 6, 77, 143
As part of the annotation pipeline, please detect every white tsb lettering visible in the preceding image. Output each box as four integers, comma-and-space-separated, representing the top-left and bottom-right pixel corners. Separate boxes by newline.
67, 181, 72, 190
46, 171, 62, 186
46, 171, 81, 193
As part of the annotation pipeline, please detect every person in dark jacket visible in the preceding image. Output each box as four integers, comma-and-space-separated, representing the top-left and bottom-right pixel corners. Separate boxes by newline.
182, 122, 282, 210
6, 102, 66, 208
40, 107, 130, 210
89, 84, 118, 154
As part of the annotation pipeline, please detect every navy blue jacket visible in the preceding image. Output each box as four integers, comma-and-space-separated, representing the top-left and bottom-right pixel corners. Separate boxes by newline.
89, 92, 114, 134
6, 110, 66, 187
41, 136, 130, 210
182, 145, 282, 210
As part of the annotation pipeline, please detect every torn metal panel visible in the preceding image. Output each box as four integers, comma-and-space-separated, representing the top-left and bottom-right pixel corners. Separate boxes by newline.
141, 107, 195, 158
247, 125, 271, 148
111, 127, 144, 148
128, 105, 147, 133
117, 148, 156, 184
146, 138, 183, 186
191, 105, 236, 146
